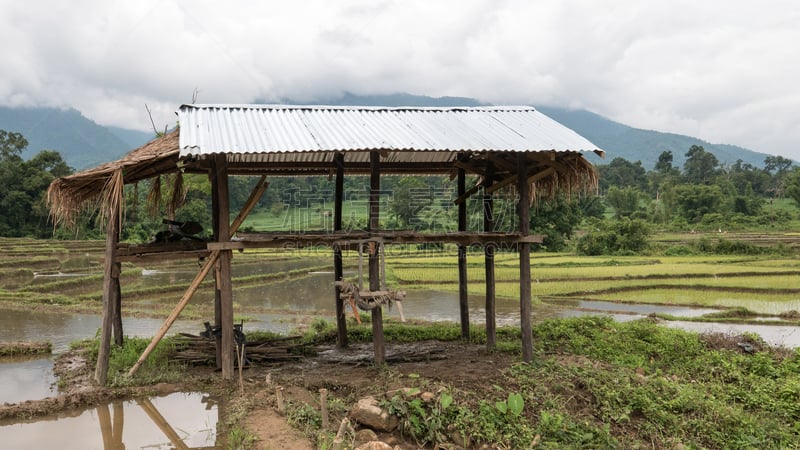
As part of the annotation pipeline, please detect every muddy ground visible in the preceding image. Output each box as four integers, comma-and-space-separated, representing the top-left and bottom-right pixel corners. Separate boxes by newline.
0, 340, 514, 449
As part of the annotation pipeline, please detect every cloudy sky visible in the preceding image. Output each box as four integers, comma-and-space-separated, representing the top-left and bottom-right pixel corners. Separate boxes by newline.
1, 0, 798, 159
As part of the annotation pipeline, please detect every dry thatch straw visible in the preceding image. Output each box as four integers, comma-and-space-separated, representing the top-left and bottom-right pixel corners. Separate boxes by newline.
47, 129, 180, 229
528, 153, 599, 204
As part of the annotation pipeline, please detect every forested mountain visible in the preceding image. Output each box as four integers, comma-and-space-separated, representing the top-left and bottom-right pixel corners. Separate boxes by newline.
0, 93, 781, 171
0, 106, 151, 169
535, 106, 772, 169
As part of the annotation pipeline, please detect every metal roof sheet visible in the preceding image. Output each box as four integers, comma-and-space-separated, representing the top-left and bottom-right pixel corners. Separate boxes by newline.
177, 104, 603, 160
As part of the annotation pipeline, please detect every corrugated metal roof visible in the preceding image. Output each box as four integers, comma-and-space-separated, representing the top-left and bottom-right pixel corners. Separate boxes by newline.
177, 105, 603, 161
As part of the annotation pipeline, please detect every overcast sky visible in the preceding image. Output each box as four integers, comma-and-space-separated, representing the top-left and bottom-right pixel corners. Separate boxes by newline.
1, 0, 798, 160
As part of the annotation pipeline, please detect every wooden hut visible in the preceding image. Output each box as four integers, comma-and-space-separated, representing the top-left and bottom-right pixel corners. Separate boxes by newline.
47, 104, 603, 385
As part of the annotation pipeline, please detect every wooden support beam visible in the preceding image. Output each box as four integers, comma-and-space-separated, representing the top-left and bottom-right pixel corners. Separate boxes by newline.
333, 153, 348, 348
95, 177, 121, 386
213, 154, 234, 380
127, 172, 268, 378
369, 151, 385, 363
452, 159, 486, 177
484, 161, 496, 351
517, 154, 534, 363
112, 262, 122, 346
485, 173, 518, 195
457, 165, 469, 339
211, 162, 223, 369
453, 181, 482, 205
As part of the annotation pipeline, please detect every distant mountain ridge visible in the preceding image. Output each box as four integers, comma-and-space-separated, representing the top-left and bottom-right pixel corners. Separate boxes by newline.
0, 94, 777, 171
0, 106, 152, 170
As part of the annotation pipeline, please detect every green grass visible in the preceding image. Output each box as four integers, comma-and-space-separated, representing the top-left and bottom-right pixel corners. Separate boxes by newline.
283, 316, 800, 449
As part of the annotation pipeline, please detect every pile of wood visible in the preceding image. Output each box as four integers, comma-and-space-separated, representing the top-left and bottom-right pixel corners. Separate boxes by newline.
170, 333, 308, 366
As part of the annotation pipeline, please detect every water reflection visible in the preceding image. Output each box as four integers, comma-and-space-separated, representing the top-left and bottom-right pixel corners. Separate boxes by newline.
0, 357, 56, 404
0, 392, 218, 450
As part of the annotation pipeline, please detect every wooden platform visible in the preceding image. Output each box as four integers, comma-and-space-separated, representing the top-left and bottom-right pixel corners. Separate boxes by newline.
209, 231, 544, 251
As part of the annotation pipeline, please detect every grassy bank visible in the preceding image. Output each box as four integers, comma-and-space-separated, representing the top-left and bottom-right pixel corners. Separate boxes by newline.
70, 316, 800, 449
0, 341, 52, 357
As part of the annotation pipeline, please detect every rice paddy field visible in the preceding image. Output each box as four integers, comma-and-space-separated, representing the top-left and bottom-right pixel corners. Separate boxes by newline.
1, 232, 799, 326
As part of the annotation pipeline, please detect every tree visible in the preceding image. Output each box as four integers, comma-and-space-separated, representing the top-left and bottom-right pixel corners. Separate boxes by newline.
654, 150, 675, 174
764, 155, 795, 199
605, 186, 645, 218
389, 176, 429, 228
683, 145, 719, 185
787, 168, 800, 209
597, 157, 647, 192
0, 130, 27, 159
673, 184, 724, 223
528, 195, 585, 251
576, 217, 651, 256
0, 130, 73, 237
764, 155, 793, 176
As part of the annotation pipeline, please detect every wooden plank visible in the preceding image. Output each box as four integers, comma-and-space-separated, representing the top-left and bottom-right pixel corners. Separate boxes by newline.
208, 232, 543, 250
115, 250, 211, 263
517, 154, 533, 363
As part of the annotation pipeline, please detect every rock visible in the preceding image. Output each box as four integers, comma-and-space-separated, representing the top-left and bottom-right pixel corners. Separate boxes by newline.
451, 429, 470, 447
354, 429, 379, 447
355, 442, 395, 450
350, 396, 399, 432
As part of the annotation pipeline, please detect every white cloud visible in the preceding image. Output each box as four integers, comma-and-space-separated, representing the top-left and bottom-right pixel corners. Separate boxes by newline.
1, 0, 798, 159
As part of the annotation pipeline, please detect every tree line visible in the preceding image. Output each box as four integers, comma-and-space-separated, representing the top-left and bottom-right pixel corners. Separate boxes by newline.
2, 129, 799, 252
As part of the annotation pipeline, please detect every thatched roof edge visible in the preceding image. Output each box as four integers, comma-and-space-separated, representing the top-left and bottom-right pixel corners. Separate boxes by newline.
47, 129, 180, 229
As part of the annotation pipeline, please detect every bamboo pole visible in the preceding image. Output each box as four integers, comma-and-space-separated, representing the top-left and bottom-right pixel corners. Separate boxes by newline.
137, 398, 191, 450
127, 175, 268, 378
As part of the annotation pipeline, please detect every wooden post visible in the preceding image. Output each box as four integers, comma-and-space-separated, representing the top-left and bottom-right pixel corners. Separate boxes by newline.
210, 164, 223, 369
484, 161, 496, 350
213, 154, 235, 380
517, 154, 533, 363
457, 165, 469, 339
95, 181, 121, 386
369, 151, 385, 363
127, 175, 267, 378
333, 153, 348, 348
112, 262, 123, 346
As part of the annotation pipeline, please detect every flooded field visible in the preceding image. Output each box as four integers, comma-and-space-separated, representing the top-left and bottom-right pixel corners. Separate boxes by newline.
0, 392, 218, 449
1, 237, 799, 448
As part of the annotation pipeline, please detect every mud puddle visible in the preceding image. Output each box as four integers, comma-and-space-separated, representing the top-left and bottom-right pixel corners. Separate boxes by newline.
0, 392, 219, 449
